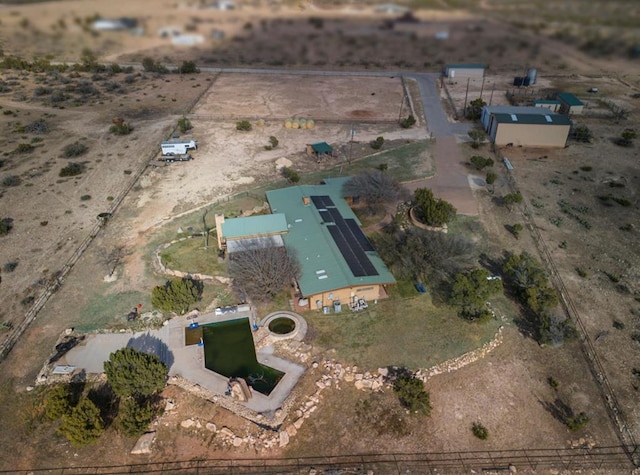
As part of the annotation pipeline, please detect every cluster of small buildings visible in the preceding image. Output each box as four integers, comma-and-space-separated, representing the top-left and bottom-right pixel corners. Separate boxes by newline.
443, 63, 585, 148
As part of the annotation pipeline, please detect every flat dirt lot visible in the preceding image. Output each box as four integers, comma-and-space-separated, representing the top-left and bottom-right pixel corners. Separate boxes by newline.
0, 1, 639, 473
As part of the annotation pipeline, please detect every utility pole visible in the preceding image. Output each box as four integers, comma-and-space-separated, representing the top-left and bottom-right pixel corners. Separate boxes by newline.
398, 93, 405, 122
348, 127, 355, 165
463, 77, 470, 118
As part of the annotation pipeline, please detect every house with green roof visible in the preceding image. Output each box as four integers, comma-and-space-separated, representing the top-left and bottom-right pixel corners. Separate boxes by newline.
556, 93, 584, 115
265, 177, 395, 310
215, 178, 395, 310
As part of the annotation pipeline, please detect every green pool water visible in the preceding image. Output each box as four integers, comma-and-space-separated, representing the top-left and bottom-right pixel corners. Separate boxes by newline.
202, 318, 284, 396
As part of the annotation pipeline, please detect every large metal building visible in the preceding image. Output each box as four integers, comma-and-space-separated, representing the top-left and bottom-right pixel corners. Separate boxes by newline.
486, 112, 572, 148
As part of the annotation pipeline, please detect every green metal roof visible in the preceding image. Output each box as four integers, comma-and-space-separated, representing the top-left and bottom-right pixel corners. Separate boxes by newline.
445, 63, 485, 69
557, 93, 584, 107
492, 112, 572, 126
309, 142, 333, 154
221, 213, 288, 239
266, 178, 395, 297
534, 99, 561, 105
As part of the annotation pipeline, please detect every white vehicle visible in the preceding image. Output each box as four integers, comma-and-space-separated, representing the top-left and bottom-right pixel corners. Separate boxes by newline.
161, 140, 197, 156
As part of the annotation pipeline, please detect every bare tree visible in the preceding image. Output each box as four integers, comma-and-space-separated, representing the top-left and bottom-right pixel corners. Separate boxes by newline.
228, 240, 300, 302
100, 246, 129, 277
343, 171, 405, 215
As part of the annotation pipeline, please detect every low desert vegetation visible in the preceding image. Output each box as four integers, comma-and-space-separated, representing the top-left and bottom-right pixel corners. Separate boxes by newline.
62, 141, 88, 158
236, 120, 252, 131
281, 166, 300, 183
412, 188, 457, 227
392, 370, 431, 415
59, 162, 84, 177
151, 278, 202, 315
472, 422, 489, 440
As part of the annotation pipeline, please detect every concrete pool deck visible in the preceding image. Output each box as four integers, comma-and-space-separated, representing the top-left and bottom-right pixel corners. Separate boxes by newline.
60, 309, 306, 416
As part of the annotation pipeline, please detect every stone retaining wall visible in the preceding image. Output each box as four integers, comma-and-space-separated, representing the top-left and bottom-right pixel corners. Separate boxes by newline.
408, 206, 448, 233
153, 235, 216, 281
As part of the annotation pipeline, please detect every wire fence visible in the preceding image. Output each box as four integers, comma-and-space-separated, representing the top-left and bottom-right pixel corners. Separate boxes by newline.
0, 77, 219, 363
1, 446, 634, 475
502, 168, 640, 467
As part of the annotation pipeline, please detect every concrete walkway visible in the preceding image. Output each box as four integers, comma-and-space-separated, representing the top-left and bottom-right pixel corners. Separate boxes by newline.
62, 311, 305, 414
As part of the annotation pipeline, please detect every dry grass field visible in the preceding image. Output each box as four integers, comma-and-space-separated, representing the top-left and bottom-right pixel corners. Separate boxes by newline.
0, 0, 639, 472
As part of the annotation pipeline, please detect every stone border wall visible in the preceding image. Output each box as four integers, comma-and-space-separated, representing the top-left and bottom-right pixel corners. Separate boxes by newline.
408, 206, 448, 233
153, 235, 217, 281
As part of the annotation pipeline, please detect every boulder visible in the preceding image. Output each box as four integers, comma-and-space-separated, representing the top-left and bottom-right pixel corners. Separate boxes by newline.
354, 380, 365, 390
279, 430, 290, 447
377, 367, 389, 377
220, 427, 235, 438
206, 422, 217, 432
131, 431, 156, 455
233, 437, 243, 447
164, 399, 176, 411
294, 418, 305, 429
180, 419, 195, 429
286, 424, 298, 437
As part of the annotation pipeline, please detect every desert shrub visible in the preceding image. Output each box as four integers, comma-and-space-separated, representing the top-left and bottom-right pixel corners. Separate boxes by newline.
124, 75, 136, 84
110, 122, 133, 135
151, 278, 202, 314
3, 260, 18, 272
393, 371, 431, 415
450, 268, 502, 321
80, 194, 91, 201
34, 86, 52, 96
59, 162, 84, 177
281, 166, 300, 183
177, 116, 192, 134
2, 175, 21, 186
109, 63, 122, 73
566, 412, 590, 431
548, 376, 559, 388
141, 57, 168, 74
613, 320, 625, 330
572, 125, 592, 143
24, 119, 49, 134
413, 187, 456, 227
15, 143, 34, 153
579, 165, 593, 172
117, 397, 158, 437
400, 114, 416, 128
265, 136, 279, 150
58, 397, 104, 446
44, 384, 73, 421
236, 120, 252, 131
49, 90, 67, 103
62, 141, 88, 158
178, 60, 199, 74
510, 223, 523, 239
470, 155, 494, 170
472, 422, 489, 440
370, 136, 384, 150
576, 267, 588, 277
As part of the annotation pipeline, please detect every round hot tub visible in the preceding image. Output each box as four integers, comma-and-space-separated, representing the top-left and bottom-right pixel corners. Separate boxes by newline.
268, 316, 296, 335
262, 312, 307, 341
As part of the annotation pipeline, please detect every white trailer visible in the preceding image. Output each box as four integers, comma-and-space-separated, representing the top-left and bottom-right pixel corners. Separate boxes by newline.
161, 140, 197, 156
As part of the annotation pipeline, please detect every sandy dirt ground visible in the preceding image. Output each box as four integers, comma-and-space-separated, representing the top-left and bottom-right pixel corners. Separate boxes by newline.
0, 1, 639, 472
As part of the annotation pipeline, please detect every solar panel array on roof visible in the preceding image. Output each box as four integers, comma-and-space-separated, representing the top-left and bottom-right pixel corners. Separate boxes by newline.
311, 195, 335, 209
327, 226, 378, 277
310, 195, 379, 277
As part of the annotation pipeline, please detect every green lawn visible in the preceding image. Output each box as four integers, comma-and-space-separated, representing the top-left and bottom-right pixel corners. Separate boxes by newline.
77, 288, 151, 332
160, 237, 227, 276
308, 291, 501, 372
